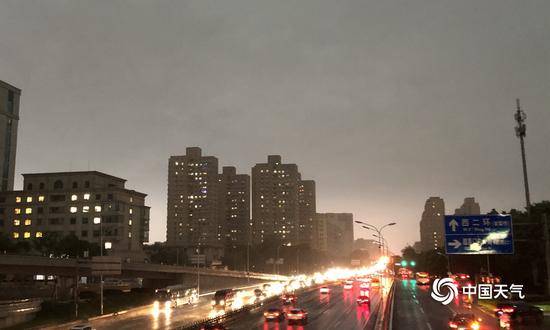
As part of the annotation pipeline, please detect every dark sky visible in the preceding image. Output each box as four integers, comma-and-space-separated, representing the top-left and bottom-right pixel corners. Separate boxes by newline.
1, 0, 549, 252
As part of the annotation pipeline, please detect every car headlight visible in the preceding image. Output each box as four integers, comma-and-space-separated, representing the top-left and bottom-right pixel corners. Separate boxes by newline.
153, 301, 159, 308
211, 300, 215, 305
220, 300, 225, 306
164, 301, 171, 308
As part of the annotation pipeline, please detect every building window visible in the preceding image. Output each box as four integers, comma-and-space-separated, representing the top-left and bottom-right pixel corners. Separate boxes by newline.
84, 181, 90, 188
13, 219, 20, 226
84, 193, 90, 200
128, 219, 132, 226
26, 197, 32, 203
128, 232, 132, 238
104, 242, 112, 250
39, 182, 45, 189
107, 194, 113, 201
130, 197, 133, 203
37, 207, 43, 214
93, 217, 101, 224
15, 197, 21, 203
25, 208, 32, 214
13, 232, 19, 239
72, 182, 78, 189
24, 219, 31, 226
81, 230, 88, 237
70, 218, 76, 225
70, 207, 77, 213
94, 205, 102, 212
27, 183, 33, 190
23, 232, 30, 239
38, 196, 45, 202
35, 232, 42, 238
95, 194, 101, 200
71, 194, 78, 201
14, 208, 21, 214
82, 206, 90, 213
53, 180, 63, 190
82, 217, 89, 224
129, 208, 133, 215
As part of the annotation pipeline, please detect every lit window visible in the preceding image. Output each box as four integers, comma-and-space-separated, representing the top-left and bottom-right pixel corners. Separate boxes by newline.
13, 232, 19, 239
104, 242, 112, 250
128, 219, 132, 226
83, 206, 90, 213
129, 208, 133, 215
129, 197, 133, 203
128, 232, 132, 238
15, 197, 21, 203
24, 219, 31, 226
13, 219, 20, 226
93, 217, 101, 224
38, 196, 45, 202
71, 194, 78, 201
84, 193, 90, 200
25, 208, 32, 214
35, 232, 43, 238
70, 207, 78, 213
95, 205, 102, 212
24, 232, 30, 239
26, 197, 33, 203
14, 208, 21, 214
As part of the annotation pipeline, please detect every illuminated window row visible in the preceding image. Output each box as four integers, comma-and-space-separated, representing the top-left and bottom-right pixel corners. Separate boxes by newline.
12, 231, 42, 239
69, 205, 102, 213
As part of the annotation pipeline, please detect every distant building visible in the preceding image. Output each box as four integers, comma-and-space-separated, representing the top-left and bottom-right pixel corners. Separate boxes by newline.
251, 155, 302, 245
0, 171, 150, 261
313, 213, 354, 258
166, 147, 222, 263
297, 180, 316, 246
353, 238, 380, 259
419, 197, 445, 252
454, 197, 480, 215
217, 166, 250, 245
412, 241, 423, 253
0, 80, 20, 191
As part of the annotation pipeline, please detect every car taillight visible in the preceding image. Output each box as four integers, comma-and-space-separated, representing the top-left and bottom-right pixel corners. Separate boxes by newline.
296, 313, 303, 317
449, 321, 457, 328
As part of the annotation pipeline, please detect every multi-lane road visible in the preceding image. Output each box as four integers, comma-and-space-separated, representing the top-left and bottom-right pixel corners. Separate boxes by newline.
392, 278, 549, 330
225, 283, 383, 329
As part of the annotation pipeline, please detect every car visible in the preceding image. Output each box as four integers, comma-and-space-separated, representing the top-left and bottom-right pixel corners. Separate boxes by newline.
494, 301, 544, 325
357, 295, 370, 305
343, 280, 353, 289
264, 308, 284, 321
415, 272, 431, 285
359, 282, 370, 289
371, 277, 380, 286
319, 286, 330, 294
448, 313, 481, 329
70, 325, 94, 330
282, 293, 297, 304
286, 308, 308, 324
254, 288, 264, 297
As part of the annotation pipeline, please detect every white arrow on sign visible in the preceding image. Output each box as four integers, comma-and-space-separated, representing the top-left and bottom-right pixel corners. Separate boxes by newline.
448, 240, 462, 249
449, 219, 459, 232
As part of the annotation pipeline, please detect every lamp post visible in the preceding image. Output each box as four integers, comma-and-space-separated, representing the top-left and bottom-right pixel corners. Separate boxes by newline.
372, 233, 389, 256
276, 243, 291, 275
355, 221, 396, 258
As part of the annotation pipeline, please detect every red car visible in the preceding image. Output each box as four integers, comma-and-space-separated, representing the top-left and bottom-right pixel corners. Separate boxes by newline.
357, 295, 370, 305
287, 308, 308, 324
264, 308, 284, 321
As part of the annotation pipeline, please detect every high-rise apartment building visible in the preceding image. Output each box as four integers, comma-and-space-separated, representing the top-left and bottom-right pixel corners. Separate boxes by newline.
313, 213, 354, 258
454, 197, 481, 215
0, 80, 20, 191
251, 155, 301, 245
297, 180, 316, 246
217, 166, 250, 245
0, 171, 150, 261
166, 147, 222, 263
419, 197, 445, 251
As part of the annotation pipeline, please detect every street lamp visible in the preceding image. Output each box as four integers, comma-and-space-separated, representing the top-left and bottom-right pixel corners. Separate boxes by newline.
276, 242, 291, 275
356, 221, 396, 257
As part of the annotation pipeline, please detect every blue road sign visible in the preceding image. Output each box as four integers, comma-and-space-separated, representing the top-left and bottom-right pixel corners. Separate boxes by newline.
444, 215, 514, 255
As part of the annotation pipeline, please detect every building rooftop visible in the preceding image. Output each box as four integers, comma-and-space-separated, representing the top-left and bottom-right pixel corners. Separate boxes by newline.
0, 79, 21, 94
22, 171, 127, 183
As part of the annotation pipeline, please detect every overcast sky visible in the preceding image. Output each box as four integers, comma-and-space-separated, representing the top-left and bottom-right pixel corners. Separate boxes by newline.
1, 0, 549, 253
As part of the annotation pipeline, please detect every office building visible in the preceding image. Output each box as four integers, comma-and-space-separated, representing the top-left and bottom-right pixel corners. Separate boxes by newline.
419, 196, 445, 251
455, 197, 481, 215
297, 180, 316, 246
217, 166, 250, 245
313, 213, 354, 258
0, 80, 20, 191
251, 155, 301, 245
0, 171, 150, 261
166, 147, 222, 263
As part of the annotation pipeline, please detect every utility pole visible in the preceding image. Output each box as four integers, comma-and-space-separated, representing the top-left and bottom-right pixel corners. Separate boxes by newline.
514, 99, 531, 210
